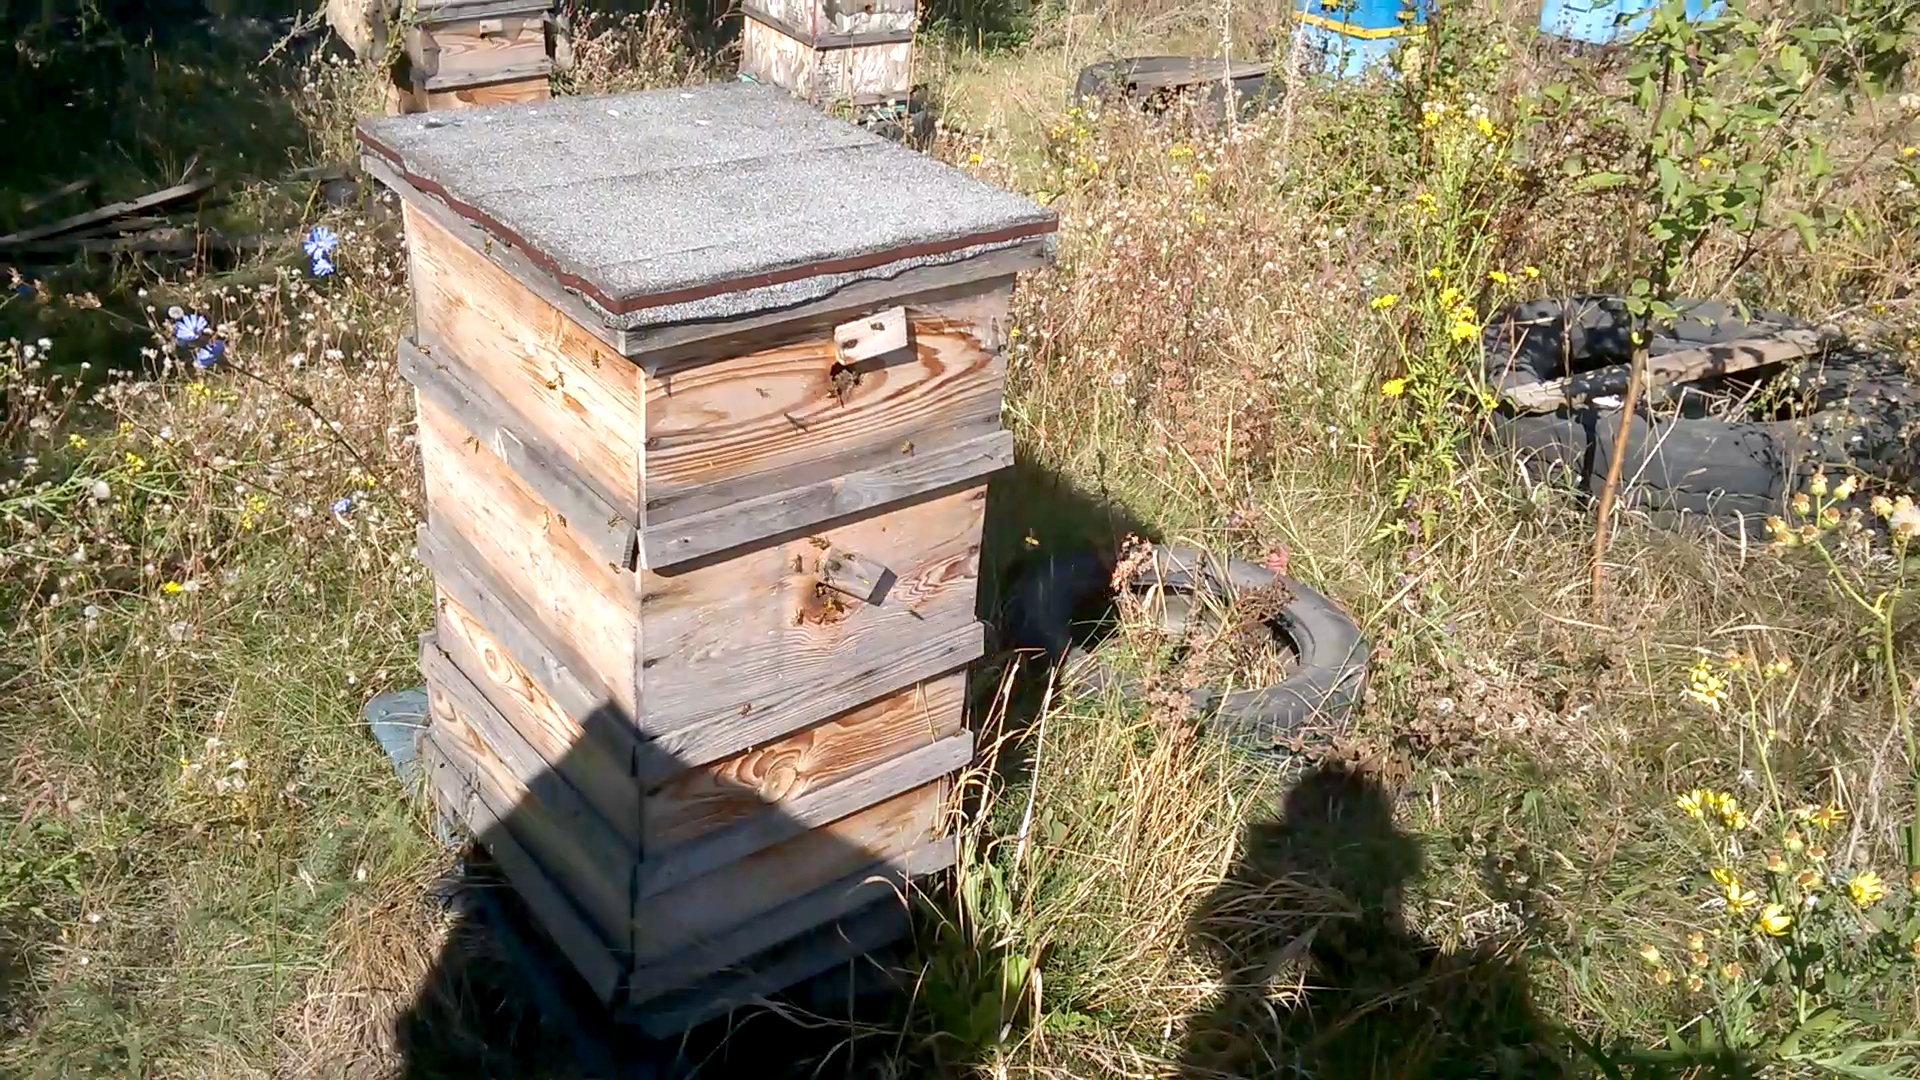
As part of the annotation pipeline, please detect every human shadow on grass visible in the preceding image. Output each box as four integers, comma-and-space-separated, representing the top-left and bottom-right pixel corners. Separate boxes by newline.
1178, 764, 1569, 1080
380, 590, 963, 1078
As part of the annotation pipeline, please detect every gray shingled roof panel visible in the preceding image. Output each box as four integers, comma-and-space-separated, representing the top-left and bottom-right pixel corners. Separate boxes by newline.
357, 82, 1057, 328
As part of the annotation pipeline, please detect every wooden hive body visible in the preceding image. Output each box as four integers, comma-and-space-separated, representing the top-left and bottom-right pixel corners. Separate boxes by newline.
359, 84, 1054, 1033
387, 0, 554, 115
739, 0, 918, 106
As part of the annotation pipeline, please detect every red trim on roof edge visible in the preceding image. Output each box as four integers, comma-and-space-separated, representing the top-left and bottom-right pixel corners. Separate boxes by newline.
356, 126, 1059, 318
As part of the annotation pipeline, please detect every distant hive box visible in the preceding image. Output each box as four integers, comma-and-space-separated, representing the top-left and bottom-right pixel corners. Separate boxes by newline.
1293, 0, 1426, 79
739, 0, 918, 107
357, 83, 1054, 1034
1537, 0, 1723, 43
387, 0, 554, 115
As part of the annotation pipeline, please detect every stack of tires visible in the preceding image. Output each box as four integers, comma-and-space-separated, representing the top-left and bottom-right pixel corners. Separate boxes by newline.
1482, 296, 1920, 538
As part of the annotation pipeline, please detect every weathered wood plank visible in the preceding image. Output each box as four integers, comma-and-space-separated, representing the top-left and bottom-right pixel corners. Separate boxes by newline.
417, 393, 640, 715
641, 732, 969, 897
425, 666, 634, 946
390, 73, 551, 115
642, 429, 1011, 569
643, 284, 1009, 508
745, 0, 916, 45
833, 304, 910, 363
406, 12, 548, 91
629, 837, 951, 1007
626, 897, 911, 1036
405, 201, 643, 511
0, 179, 214, 248
739, 14, 913, 104
420, 734, 628, 1002
433, 588, 643, 847
638, 482, 986, 746
402, 338, 635, 567
633, 780, 942, 961
1499, 329, 1827, 414
645, 670, 964, 849
415, 522, 612, 722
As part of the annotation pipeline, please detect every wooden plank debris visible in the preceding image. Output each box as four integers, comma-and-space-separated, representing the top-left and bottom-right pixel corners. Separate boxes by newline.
0, 179, 216, 249
1498, 329, 1829, 414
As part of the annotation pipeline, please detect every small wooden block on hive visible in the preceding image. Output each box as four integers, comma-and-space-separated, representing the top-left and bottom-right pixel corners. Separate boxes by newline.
361, 82, 1054, 1033
388, 0, 553, 114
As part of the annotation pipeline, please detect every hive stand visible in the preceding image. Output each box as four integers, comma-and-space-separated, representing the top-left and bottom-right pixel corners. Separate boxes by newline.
739, 0, 918, 118
387, 0, 555, 115
358, 83, 1055, 1036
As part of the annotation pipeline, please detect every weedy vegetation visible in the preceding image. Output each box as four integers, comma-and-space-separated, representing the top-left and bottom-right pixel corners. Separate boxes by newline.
4, 0, 1920, 1076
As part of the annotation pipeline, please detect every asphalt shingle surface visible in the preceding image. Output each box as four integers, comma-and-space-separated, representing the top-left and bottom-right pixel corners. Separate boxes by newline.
358, 83, 1056, 329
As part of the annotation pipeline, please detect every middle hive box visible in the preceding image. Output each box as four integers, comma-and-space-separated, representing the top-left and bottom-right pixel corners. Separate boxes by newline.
358, 83, 1056, 1010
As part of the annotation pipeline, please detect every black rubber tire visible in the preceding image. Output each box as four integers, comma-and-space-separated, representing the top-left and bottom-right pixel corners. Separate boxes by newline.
1002, 545, 1368, 752
1072, 56, 1280, 121
1482, 295, 1920, 536
862, 100, 933, 147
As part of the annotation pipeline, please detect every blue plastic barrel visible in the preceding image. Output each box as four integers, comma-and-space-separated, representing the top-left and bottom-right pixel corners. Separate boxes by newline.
1538, 0, 1724, 44
1295, 0, 1430, 79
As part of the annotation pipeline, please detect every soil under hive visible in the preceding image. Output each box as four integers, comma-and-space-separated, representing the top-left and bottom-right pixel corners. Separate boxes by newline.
358, 83, 1055, 1034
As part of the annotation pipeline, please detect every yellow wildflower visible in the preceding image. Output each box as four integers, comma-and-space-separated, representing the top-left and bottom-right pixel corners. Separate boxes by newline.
1522, 265, 1540, 279
1711, 866, 1739, 889
1796, 869, 1822, 892
1476, 115, 1496, 138
1192, 170, 1211, 185
124, 451, 147, 473
1422, 109, 1442, 128
67, 434, 88, 450
1752, 904, 1793, 937
1449, 318, 1478, 342
1370, 293, 1400, 311
1676, 789, 1710, 819
1699, 156, 1714, 168
1810, 804, 1845, 830
1725, 885, 1759, 916
1438, 286, 1463, 307
1427, 266, 1443, 280
1685, 659, 1729, 711
1380, 378, 1408, 397
1638, 944, 1663, 966
1488, 269, 1511, 285
1720, 801, 1749, 831
1904, 146, 1918, 157
1848, 870, 1888, 907
967, 152, 982, 165
1168, 144, 1194, 159
1191, 210, 1207, 225
161, 581, 184, 595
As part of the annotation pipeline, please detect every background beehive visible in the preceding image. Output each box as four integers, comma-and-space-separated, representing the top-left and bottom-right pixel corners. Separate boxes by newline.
358, 84, 1054, 1031
389, 0, 554, 114
740, 0, 918, 107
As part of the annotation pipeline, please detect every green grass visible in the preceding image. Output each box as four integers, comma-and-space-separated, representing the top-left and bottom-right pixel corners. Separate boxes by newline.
5, 2, 1920, 1077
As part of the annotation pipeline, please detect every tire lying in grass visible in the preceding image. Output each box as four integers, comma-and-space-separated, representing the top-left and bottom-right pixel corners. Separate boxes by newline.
1481, 295, 1920, 538
1002, 545, 1368, 752
1072, 57, 1280, 122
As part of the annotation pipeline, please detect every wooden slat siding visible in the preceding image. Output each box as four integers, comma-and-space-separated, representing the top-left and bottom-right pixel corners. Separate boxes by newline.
420, 726, 629, 999
422, 643, 635, 890
629, 837, 952, 1006
643, 429, 1012, 568
416, 393, 641, 715
367, 154, 1046, 361
642, 283, 1011, 509
648, 620, 983, 773
739, 16, 914, 105
631, 780, 941, 961
405, 201, 644, 512
392, 74, 551, 115
638, 482, 986, 741
424, 674, 633, 946
626, 900, 910, 1037
641, 731, 970, 897
420, 735, 628, 1002
406, 13, 547, 91
644, 408, 1003, 528
415, 523, 611, 724
401, 339, 635, 567
433, 589, 642, 847
741, 2, 915, 48
646, 670, 963, 849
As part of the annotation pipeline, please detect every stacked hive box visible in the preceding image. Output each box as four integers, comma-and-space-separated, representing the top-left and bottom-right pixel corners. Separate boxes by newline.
389, 0, 554, 114
358, 83, 1055, 1033
740, 0, 917, 110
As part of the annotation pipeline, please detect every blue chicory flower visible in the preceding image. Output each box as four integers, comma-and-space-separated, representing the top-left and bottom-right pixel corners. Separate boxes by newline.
303, 225, 339, 260
331, 495, 355, 515
193, 340, 226, 370
13, 282, 32, 297
309, 254, 335, 278
173, 313, 210, 343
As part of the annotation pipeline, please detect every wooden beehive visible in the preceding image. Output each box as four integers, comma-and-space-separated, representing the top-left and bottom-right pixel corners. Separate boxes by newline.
387, 0, 554, 115
740, 0, 918, 107
357, 83, 1055, 1033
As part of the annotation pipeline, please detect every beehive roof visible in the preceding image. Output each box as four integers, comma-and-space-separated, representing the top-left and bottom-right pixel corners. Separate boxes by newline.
357, 83, 1056, 328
